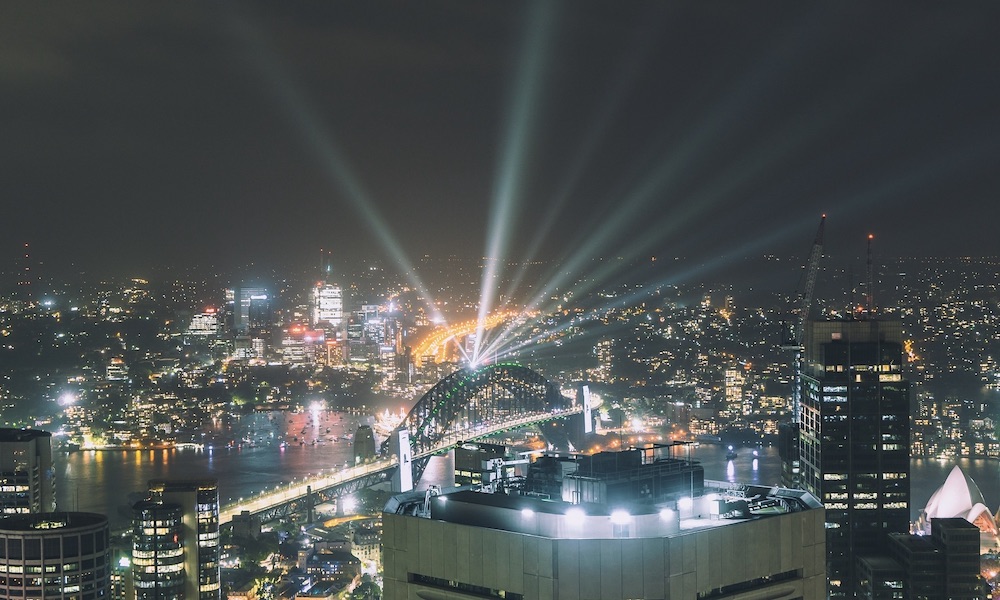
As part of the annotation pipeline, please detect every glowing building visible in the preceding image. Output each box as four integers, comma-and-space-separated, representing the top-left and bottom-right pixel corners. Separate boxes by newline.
312, 283, 343, 330
281, 325, 325, 366
722, 364, 745, 419
106, 357, 128, 382
382, 448, 826, 600
187, 309, 220, 337
798, 319, 910, 599
0, 512, 111, 600
0, 428, 55, 514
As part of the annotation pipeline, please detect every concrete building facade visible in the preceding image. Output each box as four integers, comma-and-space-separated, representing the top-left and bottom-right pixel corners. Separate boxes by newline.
383, 452, 826, 600
798, 319, 910, 598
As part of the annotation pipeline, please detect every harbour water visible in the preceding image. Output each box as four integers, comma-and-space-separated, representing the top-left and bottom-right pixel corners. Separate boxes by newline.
54, 418, 998, 530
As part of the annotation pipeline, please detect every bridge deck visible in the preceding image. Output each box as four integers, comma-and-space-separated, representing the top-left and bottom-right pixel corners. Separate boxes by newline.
218, 406, 581, 524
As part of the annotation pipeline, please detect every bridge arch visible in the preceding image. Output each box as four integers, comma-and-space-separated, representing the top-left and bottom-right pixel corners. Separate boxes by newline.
381, 363, 570, 457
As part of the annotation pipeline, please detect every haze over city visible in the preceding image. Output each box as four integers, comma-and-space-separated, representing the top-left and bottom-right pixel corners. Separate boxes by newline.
3, 2, 999, 283
2, 3, 1000, 600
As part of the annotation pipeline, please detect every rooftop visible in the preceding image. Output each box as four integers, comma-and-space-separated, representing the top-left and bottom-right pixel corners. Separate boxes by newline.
148, 478, 219, 492
387, 480, 821, 541
0, 428, 52, 443
0, 512, 108, 533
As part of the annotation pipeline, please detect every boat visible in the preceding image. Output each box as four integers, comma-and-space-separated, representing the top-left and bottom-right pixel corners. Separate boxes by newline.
725, 445, 738, 461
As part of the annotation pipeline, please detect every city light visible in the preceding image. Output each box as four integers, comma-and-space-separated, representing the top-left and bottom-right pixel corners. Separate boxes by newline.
5, 5, 999, 599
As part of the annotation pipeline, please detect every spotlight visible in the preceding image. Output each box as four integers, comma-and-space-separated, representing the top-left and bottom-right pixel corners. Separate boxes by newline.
565, 507, 586, 526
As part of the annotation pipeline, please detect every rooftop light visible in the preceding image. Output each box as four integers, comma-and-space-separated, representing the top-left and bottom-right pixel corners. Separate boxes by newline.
610, 509, 631, 525
565, 506, 585, 526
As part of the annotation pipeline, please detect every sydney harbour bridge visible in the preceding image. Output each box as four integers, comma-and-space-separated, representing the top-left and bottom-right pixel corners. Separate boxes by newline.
218, 363, 583, 525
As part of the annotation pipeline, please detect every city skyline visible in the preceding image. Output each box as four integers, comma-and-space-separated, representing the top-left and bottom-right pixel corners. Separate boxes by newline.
3, 2, 999, 283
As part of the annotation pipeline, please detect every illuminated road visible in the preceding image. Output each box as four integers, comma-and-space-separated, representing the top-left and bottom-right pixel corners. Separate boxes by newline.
218, 405, 581, 525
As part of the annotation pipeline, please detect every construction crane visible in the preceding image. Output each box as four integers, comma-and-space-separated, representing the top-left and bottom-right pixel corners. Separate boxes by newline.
783, 215, 826, 424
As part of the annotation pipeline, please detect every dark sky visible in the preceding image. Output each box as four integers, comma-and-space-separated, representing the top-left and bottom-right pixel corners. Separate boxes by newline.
3, 2, 999, 281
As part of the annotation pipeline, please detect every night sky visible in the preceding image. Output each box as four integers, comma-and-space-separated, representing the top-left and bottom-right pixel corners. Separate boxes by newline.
3, 2, 999, 281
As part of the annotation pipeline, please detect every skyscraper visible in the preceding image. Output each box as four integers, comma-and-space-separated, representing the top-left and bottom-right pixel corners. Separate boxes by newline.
311, 282, 343, 330
0, 512, 111, 600
798, 319, 910, 599
142, 480, 221, 600
131, 501, 185, 600
233, 287, 269, 335
0, 428, 55, 514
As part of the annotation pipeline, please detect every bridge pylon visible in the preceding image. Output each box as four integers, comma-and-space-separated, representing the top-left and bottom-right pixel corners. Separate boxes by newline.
390, 429, 414, 492
306, 485, 313, 524
578, 384, 593, 434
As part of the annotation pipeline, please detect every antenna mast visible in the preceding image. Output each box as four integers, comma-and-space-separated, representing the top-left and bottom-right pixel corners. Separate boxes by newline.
865, 234, 875, 317
784, 215, 826, 425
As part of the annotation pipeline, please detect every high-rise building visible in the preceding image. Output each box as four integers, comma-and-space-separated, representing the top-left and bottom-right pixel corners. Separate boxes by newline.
0, 428, 55, 514
131, 501, 185, 600
798, 319, 910, 599
382, 447, 826, 599
312, 283, 343, 330
857, 518, 984, 600
0, 512, 111, 600
233, 287, 269, 335
722, 364, 745, 419
246, 295, 272, 336
142, 480, 221, 600
186, 309, 220, 338
281, 326, 325, 366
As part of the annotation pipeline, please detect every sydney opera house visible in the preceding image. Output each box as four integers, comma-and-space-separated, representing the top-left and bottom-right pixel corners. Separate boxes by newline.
916, 465, 999, 553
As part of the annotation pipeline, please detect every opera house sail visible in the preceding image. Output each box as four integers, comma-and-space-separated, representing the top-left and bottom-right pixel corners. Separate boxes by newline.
917, 465, 999, 552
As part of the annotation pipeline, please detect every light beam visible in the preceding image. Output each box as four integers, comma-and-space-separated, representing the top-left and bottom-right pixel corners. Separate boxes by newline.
474, 1, 558, 364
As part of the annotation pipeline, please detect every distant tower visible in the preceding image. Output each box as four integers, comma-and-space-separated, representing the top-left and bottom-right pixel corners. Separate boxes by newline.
15, 243, 35, 303
799, 319, 910, 599
0, 513, 111, 599
0, 429, 55, 514
144, 480, 221, 600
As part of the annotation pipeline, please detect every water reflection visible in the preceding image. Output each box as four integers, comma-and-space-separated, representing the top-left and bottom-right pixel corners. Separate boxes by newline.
53, 412, 999, 530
